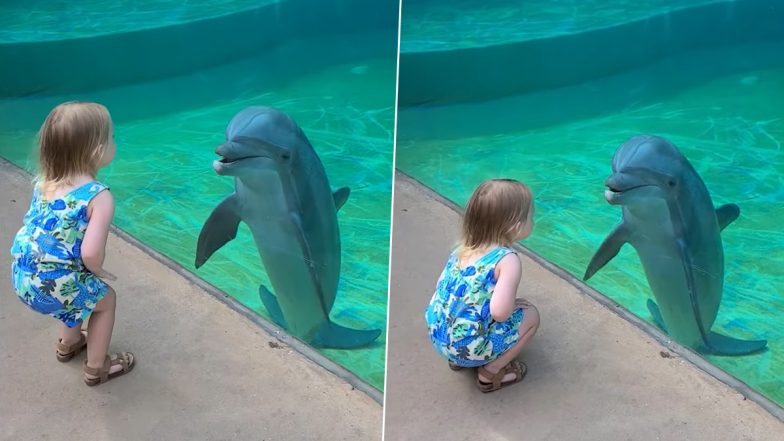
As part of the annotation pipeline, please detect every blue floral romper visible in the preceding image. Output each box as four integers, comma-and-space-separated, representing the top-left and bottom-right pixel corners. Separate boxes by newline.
425, 246, 524, 367
10, 181, 110, 327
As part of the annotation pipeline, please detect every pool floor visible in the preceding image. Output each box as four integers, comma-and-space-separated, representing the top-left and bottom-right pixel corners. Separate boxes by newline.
0, 56, 395, 391
397, 66, 784, 405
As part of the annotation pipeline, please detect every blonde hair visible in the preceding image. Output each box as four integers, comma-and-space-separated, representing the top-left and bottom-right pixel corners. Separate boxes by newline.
459, 179, 533, 258
36, 101, 112, 192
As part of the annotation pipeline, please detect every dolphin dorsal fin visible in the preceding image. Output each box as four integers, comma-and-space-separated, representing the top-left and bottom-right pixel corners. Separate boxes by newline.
333, 187, 351, 211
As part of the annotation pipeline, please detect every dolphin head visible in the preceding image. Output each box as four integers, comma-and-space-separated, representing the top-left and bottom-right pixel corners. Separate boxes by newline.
212, 107, 307, 181
604, 135, 688, 206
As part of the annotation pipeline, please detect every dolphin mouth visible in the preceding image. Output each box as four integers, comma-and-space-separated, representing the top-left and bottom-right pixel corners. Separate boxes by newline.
214, 141, 271, 166
604, 183, 657, 204
217, 155, 259, 165
606, 184, 647, 194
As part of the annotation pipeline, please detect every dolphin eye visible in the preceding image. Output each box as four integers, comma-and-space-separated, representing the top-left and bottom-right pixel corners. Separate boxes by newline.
668, 180, 676, 187
281, 152, 291, 161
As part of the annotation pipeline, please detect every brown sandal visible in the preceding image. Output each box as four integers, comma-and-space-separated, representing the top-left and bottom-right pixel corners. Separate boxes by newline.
56, 330, 87, 362
83, 352, 135, 386
476, 360, 527, 393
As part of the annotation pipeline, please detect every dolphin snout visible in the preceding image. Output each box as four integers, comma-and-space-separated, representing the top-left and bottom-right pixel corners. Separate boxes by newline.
604, 172, 650, 192
604, 174, 624, 192
214, 143, 230, 164
604, 175, 616, 190
215, 141, 259, 163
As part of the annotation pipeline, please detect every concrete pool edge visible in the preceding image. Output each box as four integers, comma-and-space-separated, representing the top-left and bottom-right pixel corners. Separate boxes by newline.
395, 169, 784, 422
0, 157, 384, 406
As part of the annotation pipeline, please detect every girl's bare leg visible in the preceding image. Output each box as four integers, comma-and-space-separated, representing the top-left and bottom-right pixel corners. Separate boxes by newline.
84, 287, 124, 376
59, 321, 83, 347
479, 305, 540, 383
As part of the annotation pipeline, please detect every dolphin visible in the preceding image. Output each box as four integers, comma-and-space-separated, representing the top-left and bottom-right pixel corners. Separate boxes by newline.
584, 135, 766, 356
195, 106, 381, 349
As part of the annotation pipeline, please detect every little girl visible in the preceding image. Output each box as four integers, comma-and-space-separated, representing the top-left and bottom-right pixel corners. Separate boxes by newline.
10, 101, 135, 386
425, 178, 540, 393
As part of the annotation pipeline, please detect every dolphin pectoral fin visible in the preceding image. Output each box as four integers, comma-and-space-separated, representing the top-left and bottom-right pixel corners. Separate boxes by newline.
584, 223, 629, 280
715, 204, 740, 232
703, 331, 767, 356
646, 299, 668, 333
259, 285, 288, 329
311, 320, 381, 349
195, 194, 241, 268
333, 187, 351, 211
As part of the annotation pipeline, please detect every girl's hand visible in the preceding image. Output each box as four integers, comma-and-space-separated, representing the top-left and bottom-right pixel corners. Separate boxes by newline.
95, 269, 117, 281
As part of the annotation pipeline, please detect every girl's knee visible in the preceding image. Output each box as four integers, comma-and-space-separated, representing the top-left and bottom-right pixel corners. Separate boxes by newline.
521, 305, 540, 333
94, 287, 116, 312
527, 304, 540, 323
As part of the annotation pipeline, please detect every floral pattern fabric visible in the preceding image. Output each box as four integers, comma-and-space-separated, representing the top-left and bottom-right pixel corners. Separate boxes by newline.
10, 181, 110, 327
425, 246, 524, 367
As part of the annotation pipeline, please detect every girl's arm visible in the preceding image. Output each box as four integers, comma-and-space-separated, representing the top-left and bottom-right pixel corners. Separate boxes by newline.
489, 253, 522, 322
82, 189, 115, 278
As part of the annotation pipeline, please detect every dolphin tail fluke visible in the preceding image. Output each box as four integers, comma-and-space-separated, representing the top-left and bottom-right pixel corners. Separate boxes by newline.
311, 321, 381, 349
259, 285, 288, 329
704, 332, 767, 356
584, 223, 629, 280
715, 204, 740, 232
333, 187, 351, 211
195, 193, 241, 268
646, 299, 668, 333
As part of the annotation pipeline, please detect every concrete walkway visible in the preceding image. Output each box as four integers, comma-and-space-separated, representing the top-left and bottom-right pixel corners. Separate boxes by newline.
383, 173, 783, 441
0, 159, 381, 441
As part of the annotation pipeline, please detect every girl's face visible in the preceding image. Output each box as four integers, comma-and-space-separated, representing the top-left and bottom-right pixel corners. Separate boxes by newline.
98, 124, 116, 167
512, 203, 535, 242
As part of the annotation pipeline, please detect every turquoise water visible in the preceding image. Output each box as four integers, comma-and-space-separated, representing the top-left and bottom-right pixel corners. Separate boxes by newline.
0, 3, 398, 391
397, 1, 784, 406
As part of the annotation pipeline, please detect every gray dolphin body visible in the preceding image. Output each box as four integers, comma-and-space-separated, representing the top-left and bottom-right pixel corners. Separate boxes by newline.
195, 106, 381, 349
584, 135, 766, 356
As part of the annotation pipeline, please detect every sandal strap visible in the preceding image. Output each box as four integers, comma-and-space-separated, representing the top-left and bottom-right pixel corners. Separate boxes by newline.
57, 331, 86, 354
477, 365, 505, 389
109, 352, 133, 373
509, 360, 524, 378
83, 352, 134, 384
83, 355, 111, 380
478, 360, 526, 389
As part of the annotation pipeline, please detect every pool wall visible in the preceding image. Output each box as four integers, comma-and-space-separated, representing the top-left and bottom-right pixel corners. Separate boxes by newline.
397, 0, 784, 108
0, 0, 398, 98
